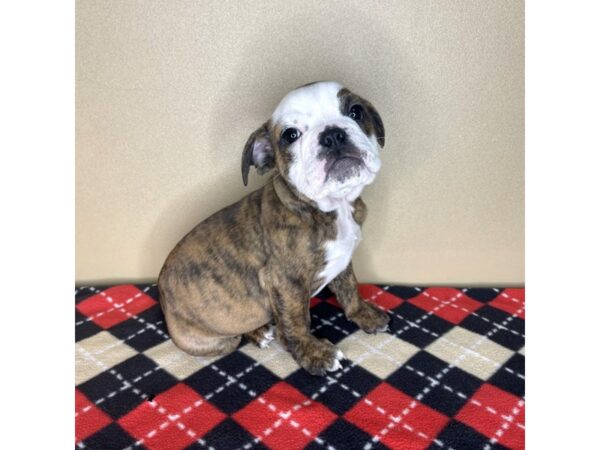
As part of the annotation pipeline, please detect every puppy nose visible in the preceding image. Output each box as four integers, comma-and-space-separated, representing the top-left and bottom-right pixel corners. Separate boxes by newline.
319, 127, 347, 149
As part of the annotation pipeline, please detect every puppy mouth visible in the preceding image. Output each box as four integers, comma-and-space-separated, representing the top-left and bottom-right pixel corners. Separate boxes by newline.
324, 155, 364, 181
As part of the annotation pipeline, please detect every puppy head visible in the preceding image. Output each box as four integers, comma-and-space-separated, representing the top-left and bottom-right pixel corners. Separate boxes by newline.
242, 81, 384, 210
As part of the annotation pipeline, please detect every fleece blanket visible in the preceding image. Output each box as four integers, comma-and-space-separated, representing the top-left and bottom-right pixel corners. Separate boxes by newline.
75, 284, 525, 450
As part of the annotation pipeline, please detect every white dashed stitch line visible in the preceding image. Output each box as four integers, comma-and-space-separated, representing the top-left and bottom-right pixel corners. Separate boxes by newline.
75, 285, 155, 326
91, 320, 166, 355
503, 367, 525, 380
500, 291, 524, 305
401, 363, 524, 423
361, 398, 438, 445
384, 307, 525, 380
483, 398, 525, 450
76, 346, 215, 450
460, 288, 522, 305
141, 397, 206, 444
421, 290, 525, 338
365, 301, 525, 448
90, 287, 168, 339
75, 345, 192, 417
207, 364, 333, 450
357, 291, 525, 381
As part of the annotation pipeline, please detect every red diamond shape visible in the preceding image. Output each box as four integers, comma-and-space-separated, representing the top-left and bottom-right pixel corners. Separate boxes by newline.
118, 383, 225, 450
358, 285, 403, 310
408, 288, 483, 324
345, 383, 449, 450
75, 389, 112, 443
233, 382, 336, 450
76, 285, 157, 329
489, 289, 525, 319
455, 383, 525, 449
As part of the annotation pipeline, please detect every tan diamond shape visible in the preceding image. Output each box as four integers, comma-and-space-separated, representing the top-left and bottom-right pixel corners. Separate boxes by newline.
239, 341, 299, 378
144, 339, 219, 380
426, 327, 514, 380
338, 331, 420, 379
75, 331, 137, 385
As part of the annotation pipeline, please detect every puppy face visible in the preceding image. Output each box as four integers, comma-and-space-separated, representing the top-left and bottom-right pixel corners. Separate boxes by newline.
242, 81, 385, 210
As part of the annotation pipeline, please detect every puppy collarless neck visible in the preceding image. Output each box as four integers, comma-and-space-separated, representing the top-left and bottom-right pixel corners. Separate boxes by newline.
271, 175, 334, 223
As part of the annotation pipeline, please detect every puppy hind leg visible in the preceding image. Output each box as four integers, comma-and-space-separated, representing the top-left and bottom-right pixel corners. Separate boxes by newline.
169, 325, 242, 357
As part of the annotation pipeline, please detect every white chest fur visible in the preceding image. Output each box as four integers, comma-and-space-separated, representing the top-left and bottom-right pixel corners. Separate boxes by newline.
313, 201, 362, 296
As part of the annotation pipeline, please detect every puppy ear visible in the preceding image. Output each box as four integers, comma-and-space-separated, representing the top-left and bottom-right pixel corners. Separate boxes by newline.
364, 101, 385, 148
241, 122, 275, 186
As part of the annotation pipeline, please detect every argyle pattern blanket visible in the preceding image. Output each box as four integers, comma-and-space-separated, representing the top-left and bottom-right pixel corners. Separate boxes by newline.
75, 284, 525, 450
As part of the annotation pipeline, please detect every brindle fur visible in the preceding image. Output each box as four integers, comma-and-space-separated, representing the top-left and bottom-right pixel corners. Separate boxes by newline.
159, 83, 389, 376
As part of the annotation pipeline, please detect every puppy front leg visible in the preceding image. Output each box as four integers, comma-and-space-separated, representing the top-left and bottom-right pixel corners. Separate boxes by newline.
328, 263, 390, 333
268, 277, 344, 376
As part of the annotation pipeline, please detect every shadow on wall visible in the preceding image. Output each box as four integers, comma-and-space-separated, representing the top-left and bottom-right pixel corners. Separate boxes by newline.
144, 4, 426, 282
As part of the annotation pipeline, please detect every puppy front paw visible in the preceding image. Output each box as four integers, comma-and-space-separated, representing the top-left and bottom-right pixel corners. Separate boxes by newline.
294, 338, 345, 376
348, 302, 390, 334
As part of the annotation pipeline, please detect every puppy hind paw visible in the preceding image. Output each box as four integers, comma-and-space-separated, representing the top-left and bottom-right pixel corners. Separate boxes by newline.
258, 326, 275, 348
244, 324, 275, 348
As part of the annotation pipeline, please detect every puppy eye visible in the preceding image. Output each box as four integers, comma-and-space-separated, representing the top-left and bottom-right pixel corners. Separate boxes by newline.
282, 128, 301, 144
348, 104, 364, 121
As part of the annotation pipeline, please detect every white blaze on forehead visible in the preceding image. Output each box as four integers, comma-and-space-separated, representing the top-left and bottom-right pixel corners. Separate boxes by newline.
271, 81, 344, 126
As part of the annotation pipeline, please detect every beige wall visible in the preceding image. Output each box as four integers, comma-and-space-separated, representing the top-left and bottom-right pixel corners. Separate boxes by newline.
76, 0, 524, 286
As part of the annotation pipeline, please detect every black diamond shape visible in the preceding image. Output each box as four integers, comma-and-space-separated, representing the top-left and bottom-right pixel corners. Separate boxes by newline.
387, 351, 484, 417
306, 418, 390, 450
311, 309, 359, 345
459, 305, 525, 351
76, 310, 103, 342
196, 418, 268, 450
387, 351, 446, 393
78, 369, 144, 420
286, 364, 381, 415
429, 420, 509, 450
462, 288, 503, 303
391, 303, 454, 348
185, 352, 278, 414
488, 353, 525, 398
386, 285, 423, 300
108, 306, 169, 352
113, 354, 178, 399
80, 423, 137, 450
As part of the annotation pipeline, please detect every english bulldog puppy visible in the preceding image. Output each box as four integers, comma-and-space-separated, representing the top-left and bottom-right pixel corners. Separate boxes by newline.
158, 81, 389, 376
